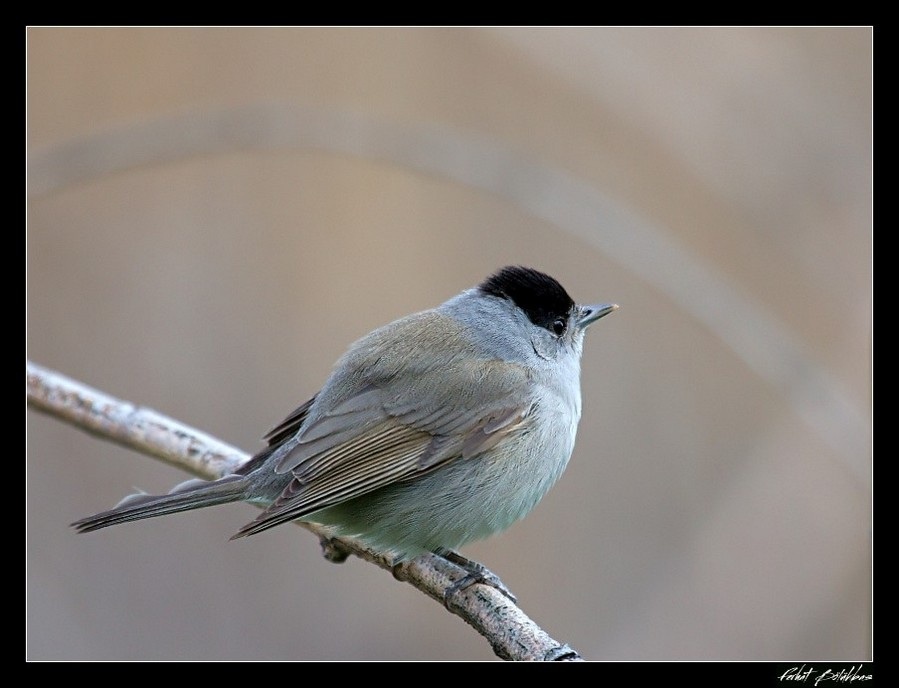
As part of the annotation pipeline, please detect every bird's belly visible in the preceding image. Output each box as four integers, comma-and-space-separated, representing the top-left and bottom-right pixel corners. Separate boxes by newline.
314, 403, 578, 561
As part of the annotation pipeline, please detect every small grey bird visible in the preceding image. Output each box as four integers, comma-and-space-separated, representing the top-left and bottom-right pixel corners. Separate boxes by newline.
73, 266, 617, 593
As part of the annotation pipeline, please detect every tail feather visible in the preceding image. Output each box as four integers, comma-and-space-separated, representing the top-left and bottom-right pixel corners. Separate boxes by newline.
72, 474, 248, 533
230, 506, 305, 540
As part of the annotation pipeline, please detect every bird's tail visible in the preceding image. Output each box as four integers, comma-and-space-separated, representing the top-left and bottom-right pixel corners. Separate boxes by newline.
71, 474, 248, 533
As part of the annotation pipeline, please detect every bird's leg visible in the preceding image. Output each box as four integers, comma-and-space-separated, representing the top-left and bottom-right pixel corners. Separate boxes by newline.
438, 549, 518, 607
318, 535, 352, 563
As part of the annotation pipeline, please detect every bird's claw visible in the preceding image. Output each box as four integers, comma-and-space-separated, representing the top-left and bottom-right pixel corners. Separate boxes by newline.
439, 550, 518, 608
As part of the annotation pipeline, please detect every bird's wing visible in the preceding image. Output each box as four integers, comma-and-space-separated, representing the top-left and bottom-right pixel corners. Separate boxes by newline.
232, 396, 317, 477
233, 311, 533, 537
262, 396, 316, 447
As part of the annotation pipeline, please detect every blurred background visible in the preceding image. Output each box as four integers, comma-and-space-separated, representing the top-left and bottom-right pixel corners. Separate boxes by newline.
26, 27, 871, 661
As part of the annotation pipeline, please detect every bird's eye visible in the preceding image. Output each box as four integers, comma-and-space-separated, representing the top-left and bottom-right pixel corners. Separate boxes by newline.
552, 318, 566, 336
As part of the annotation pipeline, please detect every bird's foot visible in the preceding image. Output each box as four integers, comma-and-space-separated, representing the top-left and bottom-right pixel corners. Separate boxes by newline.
319, 535, 352, 563
439, 550, 518, 608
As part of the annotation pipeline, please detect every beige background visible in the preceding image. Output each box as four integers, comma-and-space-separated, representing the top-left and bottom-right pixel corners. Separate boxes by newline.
26, 27, 871, 661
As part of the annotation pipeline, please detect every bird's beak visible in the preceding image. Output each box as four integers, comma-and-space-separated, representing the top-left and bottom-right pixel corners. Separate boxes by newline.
577, 303, 618, 330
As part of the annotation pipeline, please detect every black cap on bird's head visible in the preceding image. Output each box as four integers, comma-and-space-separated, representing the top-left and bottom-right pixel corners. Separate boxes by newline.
479, 266, 575, 335
479, 266, 617, 335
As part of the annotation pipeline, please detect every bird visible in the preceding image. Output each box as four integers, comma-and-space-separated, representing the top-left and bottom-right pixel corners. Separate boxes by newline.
73, 266, 617, 597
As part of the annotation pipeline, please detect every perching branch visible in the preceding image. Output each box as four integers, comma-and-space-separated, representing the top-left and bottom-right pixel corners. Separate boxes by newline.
26, 360, 582, 661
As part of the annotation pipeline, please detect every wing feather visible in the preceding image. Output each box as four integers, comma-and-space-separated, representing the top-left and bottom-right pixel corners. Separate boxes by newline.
239, 311, 536, 537
262, 397, 315, 446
